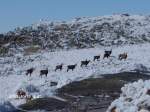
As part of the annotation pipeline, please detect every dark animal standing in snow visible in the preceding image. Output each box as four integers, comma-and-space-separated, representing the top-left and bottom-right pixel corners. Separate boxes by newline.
40, 69, 48, 77
118, 53, 128, 60
26, 68, 34, 76
55, 63, 63, 71
17, 90, 26, 98
93, 55, 100, 61
103, 50, 112, 59
81, 60, 90, 67
67, 64, 77, 72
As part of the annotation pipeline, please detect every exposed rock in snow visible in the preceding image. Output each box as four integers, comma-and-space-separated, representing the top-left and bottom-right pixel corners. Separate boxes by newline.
107, 80, 150, 112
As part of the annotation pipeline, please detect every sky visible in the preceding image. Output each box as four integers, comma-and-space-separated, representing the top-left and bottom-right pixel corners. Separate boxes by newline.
0, 0, 150, 33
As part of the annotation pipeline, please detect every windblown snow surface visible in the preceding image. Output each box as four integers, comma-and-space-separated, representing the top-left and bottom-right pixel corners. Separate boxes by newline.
0, 43, 150, 111
107, 80, 150, 112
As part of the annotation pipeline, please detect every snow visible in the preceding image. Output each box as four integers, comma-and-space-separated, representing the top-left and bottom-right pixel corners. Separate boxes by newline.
6, 14, 150, 55
107, 79, 150, 112
0, 43, 150, 108
0, 100, 16, 112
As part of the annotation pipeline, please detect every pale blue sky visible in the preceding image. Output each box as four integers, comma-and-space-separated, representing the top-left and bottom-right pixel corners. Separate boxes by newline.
0, 0, 150, 33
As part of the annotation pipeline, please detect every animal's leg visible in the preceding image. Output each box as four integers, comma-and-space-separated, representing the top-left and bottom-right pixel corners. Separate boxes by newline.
103, 56, 105, 59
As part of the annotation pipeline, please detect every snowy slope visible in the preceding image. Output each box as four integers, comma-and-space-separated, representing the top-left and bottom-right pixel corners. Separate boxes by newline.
1, 14, 150, 56
0, 43, 150, 107
107, 79, 150, 112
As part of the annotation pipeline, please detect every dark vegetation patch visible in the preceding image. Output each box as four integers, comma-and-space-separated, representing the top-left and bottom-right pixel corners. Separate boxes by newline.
24, 46, 40, 55
102, 72, 150, 82
18, 97, 68, 111
0, 46, 9, 56
57, 78, 123, 96
57, 72, 150, 96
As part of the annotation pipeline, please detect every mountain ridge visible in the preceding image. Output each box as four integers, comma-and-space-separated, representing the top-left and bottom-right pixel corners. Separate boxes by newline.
1, 14, 150, 56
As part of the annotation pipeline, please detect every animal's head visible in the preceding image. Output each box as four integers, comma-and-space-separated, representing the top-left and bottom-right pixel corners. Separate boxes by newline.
17, 90, 20, 93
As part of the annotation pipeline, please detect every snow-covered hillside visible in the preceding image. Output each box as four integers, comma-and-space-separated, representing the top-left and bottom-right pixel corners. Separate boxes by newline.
107, 79, 150, 112
1, 14, 150, 56
0, 43, 150, 107
1, 14, 150, 111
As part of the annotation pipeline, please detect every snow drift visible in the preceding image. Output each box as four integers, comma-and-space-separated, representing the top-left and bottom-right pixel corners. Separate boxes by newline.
107, 79, 150, 112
